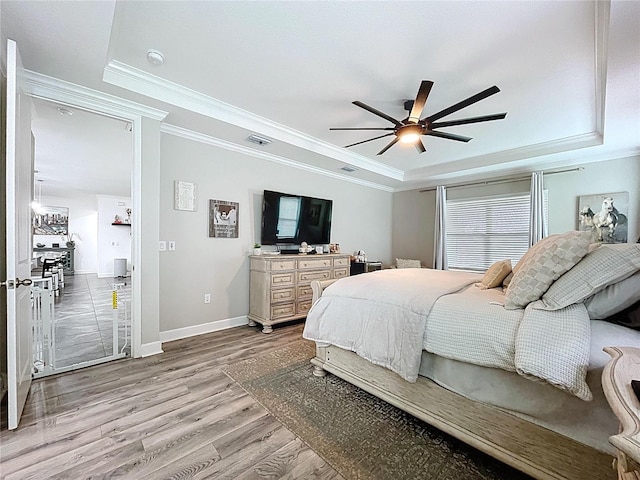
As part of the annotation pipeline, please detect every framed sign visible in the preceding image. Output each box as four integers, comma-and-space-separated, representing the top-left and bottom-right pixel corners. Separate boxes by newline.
174, 180, 197, 211
209, 199, 239, 238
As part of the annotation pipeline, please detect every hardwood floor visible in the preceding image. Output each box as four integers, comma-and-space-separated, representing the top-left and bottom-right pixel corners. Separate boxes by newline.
0, 322, 343, 480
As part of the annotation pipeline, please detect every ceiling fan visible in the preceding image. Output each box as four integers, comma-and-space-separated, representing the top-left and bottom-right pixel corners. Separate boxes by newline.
330, 80, 507, 155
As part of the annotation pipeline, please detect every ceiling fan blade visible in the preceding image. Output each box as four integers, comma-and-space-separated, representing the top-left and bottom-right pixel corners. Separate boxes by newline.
415, 139, 426, 154
425, 86, 501, 123
344, 133, 394, 148
377, 137, 400, 155
426, 130, 472, 142
330, 127, 395, 131
408, 80, 434, 123
353, 101, 403, 127
430, 113, 507, 129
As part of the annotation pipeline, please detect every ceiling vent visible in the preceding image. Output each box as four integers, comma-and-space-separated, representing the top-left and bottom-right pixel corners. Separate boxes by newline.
246, 134, 273, 146
340, 165, 358, 172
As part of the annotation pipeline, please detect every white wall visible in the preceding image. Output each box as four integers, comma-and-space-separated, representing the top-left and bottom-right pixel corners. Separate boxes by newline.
392, 154, 640, 267
33, 193, 99, 274
158, 133, 393, 335
96, 195, 132, 277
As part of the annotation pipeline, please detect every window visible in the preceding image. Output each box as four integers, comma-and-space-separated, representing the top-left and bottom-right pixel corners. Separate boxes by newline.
276, 197, 302, 239
446, 192, 548, 271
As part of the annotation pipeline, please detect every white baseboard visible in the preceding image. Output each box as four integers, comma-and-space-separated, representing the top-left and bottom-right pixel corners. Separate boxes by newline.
139, 341, 164, 357
160, 315, 248, 343
73, 269, 98, 275
97, 272, 130, 279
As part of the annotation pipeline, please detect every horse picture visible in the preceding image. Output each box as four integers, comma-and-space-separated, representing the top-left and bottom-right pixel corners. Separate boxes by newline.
578, 192, 629, 243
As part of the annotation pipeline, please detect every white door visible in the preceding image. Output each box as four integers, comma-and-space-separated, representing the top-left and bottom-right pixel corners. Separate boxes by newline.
4, 39, 34, 430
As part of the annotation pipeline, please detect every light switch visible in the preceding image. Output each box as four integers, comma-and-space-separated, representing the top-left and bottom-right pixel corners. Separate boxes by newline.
159, 241, 166, 251
168, 241, 176, 251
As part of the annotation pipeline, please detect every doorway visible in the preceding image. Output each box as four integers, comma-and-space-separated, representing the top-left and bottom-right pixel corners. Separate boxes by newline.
30, 97, 134, 376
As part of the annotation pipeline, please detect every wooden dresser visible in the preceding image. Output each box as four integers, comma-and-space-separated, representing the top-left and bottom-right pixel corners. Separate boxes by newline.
602, 347, 640, 480
248, 253, 350, 333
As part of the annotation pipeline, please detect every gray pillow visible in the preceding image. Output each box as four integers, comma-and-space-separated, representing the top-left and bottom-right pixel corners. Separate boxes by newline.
504, 231, 593, 310
584, 271, 640, 319
537, 243, 640, 310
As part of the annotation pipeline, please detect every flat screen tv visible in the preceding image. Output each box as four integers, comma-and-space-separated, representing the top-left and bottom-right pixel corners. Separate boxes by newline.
261, 190, 332, 246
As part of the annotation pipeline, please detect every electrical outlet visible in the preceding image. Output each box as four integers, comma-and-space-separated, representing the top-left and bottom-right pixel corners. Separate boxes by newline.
159, 241, 166, 251
168, 241, 176, 251
204, 293, 211, 304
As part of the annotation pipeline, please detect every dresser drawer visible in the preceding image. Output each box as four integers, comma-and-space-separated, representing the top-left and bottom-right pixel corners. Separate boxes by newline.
333, 257, 350, 267
297, 299, 313, 315
298, 269, 331, 284
271, 302, 295, 319
271, 287, 295, 303
333, 267, 349, 279
270, 259, 296, 271
298, 258, 332, 269
271, 272, 295, 286
297, 284, 314, 299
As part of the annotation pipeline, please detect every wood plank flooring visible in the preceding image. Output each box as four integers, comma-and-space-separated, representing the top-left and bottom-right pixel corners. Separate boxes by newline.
0, 322, 343, 480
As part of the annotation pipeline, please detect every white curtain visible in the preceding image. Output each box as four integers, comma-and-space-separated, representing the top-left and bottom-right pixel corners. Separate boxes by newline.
433, 185, 448, 270
529, 171, 547, 246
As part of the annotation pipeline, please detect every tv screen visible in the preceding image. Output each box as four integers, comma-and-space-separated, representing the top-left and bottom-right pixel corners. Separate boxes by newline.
261, 190, 332, 245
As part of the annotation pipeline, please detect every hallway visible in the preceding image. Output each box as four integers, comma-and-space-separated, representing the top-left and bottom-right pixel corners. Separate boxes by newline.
42, 274, 131, 371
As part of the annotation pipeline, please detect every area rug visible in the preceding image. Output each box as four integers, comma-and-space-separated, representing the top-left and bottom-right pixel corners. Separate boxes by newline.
221, 341, 531, 480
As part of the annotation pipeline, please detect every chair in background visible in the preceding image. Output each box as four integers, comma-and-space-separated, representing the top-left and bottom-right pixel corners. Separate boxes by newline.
41, 258, 60, 296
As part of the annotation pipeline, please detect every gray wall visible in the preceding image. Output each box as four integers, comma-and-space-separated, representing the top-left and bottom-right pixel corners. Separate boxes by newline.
158, 133, 393, 334
392, 155, 640, 267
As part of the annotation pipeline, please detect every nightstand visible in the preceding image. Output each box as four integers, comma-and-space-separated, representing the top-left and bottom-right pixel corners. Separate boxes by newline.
602, 347, 640, 480
350, 261, 382, 276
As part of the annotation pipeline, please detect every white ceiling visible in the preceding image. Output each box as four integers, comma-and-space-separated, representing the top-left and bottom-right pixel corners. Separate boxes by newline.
2, 0, 639, 194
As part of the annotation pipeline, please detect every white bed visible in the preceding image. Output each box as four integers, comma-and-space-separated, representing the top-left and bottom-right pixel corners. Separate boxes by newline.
303, 236, 640, 480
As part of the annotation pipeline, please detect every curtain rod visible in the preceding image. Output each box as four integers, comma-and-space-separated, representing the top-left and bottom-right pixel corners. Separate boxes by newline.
419, 167, 584, 193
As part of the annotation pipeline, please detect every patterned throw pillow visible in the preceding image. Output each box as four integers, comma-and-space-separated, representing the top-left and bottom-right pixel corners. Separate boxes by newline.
396, 258, 422, 269
504, 231, 593, 310
476, 259, 512, 289
537, 244, 640, 310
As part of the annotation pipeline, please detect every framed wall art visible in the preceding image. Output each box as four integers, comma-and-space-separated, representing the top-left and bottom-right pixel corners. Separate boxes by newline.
209, 199, 239, 238
174, 180, 197, 212
32, 206, 69, 235
578, 191, 628, 243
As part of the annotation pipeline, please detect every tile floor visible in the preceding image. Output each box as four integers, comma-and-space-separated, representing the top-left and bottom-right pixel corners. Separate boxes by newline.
42, 273, 131, 370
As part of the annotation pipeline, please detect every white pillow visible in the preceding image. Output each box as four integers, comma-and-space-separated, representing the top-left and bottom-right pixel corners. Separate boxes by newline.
504, 231, 593, 310
396, 258, 422, 269
536, 244, 640, 310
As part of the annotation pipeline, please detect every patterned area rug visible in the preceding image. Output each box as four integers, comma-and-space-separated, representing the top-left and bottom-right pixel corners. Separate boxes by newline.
222, 340, 532, 480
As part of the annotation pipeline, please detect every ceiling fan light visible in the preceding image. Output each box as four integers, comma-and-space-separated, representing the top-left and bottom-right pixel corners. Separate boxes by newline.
400, 132, 420, 144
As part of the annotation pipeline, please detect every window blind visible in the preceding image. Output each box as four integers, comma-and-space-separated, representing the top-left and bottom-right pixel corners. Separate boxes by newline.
446, 192, 548, 271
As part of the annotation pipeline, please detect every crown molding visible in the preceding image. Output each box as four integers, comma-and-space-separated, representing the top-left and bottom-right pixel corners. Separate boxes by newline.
104, 60, 403, 181
403, 131, 603, 181
23, 70, 168, 121
160, 123, 395, 192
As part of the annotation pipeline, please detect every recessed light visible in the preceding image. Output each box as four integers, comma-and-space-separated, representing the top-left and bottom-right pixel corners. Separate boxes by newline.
57, 107, 73, 116
146, 49, 165, 65
341, 165, 357, 172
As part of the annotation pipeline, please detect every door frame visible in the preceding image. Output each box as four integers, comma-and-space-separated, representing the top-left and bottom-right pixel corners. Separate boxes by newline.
23, 71, 167, 357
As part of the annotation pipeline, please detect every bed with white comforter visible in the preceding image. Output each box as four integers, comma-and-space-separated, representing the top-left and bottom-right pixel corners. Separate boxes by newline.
303, 235, 640, 461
